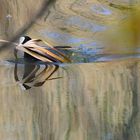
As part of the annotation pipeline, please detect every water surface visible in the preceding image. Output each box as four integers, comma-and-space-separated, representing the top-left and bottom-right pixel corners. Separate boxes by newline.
0, 0, 140, 140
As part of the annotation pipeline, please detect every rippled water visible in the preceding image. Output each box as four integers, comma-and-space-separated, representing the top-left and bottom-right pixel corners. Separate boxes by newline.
0, 0, 140, 140
1, 0, 140, 62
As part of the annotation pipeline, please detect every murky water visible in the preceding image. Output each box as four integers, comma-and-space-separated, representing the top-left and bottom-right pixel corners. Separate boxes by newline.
0, 0, 140, 140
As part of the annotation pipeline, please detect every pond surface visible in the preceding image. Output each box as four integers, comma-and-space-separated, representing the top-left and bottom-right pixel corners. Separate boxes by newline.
0, 0, 140, 140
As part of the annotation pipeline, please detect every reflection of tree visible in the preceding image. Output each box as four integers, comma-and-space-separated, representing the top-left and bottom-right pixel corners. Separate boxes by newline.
14, 60, 60, 90
0, 0, 56, 51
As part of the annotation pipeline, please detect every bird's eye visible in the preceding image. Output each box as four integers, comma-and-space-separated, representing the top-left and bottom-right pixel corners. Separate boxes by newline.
19, 37, 25, 44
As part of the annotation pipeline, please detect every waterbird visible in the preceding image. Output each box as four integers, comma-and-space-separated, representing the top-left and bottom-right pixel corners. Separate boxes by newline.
15, 35, 70, 90
0, 36, 71, 90
19, 35, 38, 60
16, 35, 71, 63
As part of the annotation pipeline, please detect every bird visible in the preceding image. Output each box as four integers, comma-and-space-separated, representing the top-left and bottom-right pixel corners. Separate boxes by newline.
19, 35, 39, 61
15, 35, 67, 90
17, 35, 71, 63
13, 35, 72, 90
19, 35, 31, 44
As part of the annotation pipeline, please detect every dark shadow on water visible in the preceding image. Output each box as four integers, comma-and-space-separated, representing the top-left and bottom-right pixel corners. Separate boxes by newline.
8, 47, 140, 90
14, 58, 61, 90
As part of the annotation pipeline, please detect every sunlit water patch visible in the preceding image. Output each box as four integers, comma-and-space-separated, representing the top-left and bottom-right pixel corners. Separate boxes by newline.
65, 16, 107, 32
90, 4, 112, 15
40, 30, 87, 45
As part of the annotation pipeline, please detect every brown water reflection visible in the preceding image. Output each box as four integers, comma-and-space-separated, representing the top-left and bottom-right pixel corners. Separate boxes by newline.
14, 60, 60, 90
0, 60, 140, 140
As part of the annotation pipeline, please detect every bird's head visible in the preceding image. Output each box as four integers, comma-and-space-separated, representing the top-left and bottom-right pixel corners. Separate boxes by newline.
19, 36, 31, 44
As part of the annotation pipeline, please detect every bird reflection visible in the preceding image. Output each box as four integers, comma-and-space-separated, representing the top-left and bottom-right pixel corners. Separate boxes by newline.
14, 59, 60, 90
0, 35, 72, 89
12, 35, 71, 90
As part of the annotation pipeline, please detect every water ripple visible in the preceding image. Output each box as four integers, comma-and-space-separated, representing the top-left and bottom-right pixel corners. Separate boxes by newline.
65, 16, 107, 32
90, 4, 112, 15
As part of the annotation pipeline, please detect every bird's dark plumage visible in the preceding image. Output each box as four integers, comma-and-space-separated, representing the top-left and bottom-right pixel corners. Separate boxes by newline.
20, 36, 38, 61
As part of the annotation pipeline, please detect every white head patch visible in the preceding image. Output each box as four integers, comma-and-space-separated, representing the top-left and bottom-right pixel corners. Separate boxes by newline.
19, 36, 25, 44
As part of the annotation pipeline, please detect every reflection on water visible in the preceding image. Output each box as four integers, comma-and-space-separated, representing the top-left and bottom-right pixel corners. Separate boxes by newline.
1, 0, 140, 140
0, 60, 139, 140
14, 59, 60, 90
1, 0, 140, 62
